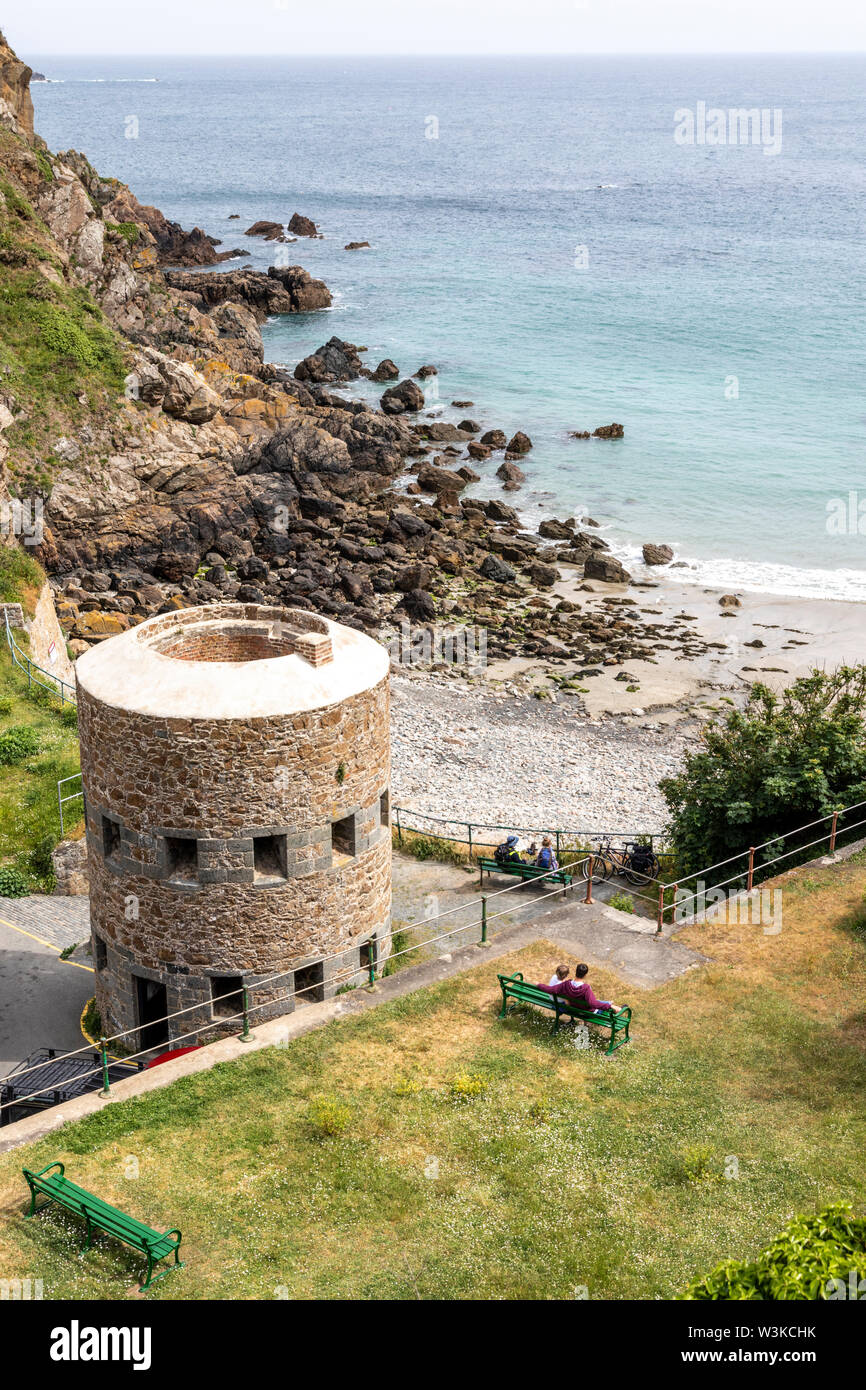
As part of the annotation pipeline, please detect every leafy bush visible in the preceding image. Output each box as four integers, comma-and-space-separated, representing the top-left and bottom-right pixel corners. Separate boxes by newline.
307, 1096, 350, 1138
82, 996, 103, 1041
0, 723, 41, 764
0, 864, 28, 897
609, 891, 634, 913
60, 703, 78, 728
28, 833, 56, 887
670, 1144, 721, 1187
661, 667, 866, 878
0, 696, 12, 716
682, 1203, 866, 1300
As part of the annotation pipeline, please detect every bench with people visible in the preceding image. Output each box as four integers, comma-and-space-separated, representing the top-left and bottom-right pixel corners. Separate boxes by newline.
478, 835, 573, 890
497, 961, 632, 1054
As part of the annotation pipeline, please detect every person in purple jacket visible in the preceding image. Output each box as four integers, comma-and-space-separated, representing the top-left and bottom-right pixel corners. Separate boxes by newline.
536, 963, 618, 1015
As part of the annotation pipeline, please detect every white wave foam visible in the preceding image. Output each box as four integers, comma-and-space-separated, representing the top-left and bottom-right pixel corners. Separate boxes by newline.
614, 542, 866, 604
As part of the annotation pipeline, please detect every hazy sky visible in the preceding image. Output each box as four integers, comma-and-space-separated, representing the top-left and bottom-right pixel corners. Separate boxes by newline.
9, 0, 866, 56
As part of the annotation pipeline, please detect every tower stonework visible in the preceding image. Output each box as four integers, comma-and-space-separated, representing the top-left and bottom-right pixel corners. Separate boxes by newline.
75, 604, 391, 1048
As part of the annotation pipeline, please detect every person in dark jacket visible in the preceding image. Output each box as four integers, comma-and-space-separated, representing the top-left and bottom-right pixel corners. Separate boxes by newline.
495, 834, 524, 865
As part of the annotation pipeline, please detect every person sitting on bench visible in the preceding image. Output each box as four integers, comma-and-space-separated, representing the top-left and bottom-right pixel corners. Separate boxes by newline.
495, 835, 524, 866
537, 963, 617, 1015
535, 836, 559, 872
547, 963, 569, 988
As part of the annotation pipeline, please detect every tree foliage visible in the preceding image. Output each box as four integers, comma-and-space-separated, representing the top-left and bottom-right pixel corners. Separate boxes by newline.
660, 667, 866, 877
682, 1203, 866, 1300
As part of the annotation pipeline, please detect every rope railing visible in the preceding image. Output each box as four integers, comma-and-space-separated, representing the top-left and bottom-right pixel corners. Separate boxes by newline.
3, 608, 76, 705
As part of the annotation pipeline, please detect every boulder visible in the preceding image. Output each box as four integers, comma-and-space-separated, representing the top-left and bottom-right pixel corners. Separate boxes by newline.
401, 588, 437, 620
395, 563, 432, 592
245, 220, 284, 240
719, 594, 741, 608
344, 241, 370, 250
294, 337, 364, 383
288, 212, 318, 237
372, 358, 400, 382
417, 463, 468, 494
539, 518, 574, 541
526, 561, 559, 587
457, 419, 480, 433
506, 431, 532, 454
642, 543, 674, 566
593, 423, 624, 439
496, 460, 526, 486
480, 553, 516, 583
381, 379, 425, 415
467, 441, 491, 460
584, 554, 632, 585
415, 365, 438, 379
480, 429, 507, 449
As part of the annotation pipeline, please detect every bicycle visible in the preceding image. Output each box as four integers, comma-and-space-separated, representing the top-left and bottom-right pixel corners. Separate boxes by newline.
580, 837, 660, 886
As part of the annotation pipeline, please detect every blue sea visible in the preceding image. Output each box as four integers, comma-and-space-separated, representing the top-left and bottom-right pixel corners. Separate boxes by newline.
29, 54, 866, 600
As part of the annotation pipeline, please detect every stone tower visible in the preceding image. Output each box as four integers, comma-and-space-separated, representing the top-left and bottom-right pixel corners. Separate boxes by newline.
75, 603, 391, 1049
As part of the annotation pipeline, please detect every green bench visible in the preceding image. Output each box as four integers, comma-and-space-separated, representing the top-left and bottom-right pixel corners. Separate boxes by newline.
479, 857, 573, 890
23, 1161, 183, 1292
497, 971, 632, 1055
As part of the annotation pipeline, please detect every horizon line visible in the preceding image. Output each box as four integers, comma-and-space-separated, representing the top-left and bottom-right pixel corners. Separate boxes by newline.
25, 48, 866, 59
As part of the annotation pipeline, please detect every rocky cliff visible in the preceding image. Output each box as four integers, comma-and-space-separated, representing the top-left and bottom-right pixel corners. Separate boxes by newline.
0, 30, 688, 675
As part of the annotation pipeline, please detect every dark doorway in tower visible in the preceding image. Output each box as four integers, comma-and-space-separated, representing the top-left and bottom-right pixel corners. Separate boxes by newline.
134, 975, 169, 1052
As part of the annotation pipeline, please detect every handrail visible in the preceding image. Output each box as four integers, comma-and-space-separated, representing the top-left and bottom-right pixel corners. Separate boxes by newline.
3, 608, 76, 705
393, 805, 670, 856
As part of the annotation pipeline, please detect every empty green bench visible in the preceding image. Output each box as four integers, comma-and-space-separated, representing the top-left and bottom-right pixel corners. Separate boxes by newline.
479, 857, 573, 890
497, 971, 632, 1055
23, 1161, 183, 1291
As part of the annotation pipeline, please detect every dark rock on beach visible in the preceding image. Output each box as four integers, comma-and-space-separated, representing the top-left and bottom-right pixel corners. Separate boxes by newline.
642, 543, 673, 566
506, 431, 532, 454
381, 379, 425, 414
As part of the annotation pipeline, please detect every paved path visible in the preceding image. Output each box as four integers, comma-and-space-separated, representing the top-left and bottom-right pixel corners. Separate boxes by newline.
0, 894, 90, 951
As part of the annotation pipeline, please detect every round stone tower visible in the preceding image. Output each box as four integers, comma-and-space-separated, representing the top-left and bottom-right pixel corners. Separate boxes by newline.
75, 603, 391, 1048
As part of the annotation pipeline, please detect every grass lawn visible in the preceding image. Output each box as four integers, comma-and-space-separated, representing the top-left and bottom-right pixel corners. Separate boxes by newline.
0, 641, 81, 890
0, 853, 864, 1300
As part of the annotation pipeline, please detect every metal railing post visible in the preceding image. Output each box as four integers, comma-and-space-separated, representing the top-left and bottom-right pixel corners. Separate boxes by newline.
240, 987, 253, 1040
584, 855, 594, 905
656, 883, 665, 935
829, 812, 838, 854
99, 1039, 111, 1097
396, 808, 402, 846
480, 894, 488, 944
367, 952, 376, 986
747, 847, 755, 891
468, 823, 473, 862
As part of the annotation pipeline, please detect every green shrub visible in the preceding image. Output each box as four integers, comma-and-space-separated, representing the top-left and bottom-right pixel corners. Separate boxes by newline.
670, 1144, 720, 1187
661, 667, 866, 879
0, 723, 41, 764
609, 891, 634, 913
307, 1096, 351, 1138
682, 1203, 866, 1300
0, 864, 28, 897
60, 703, 78, 728
28, 833, 56, 885
0, 696, 12, 716
82, 996, 102, 1040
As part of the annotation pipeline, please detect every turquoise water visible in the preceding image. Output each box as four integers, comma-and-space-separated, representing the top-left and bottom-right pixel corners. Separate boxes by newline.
30, 54, 866, 598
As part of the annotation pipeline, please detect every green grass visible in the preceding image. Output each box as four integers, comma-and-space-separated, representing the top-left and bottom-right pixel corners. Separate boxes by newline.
0, 644, 81, 890
0, 149, 126, 475
0, 852, 864, 1300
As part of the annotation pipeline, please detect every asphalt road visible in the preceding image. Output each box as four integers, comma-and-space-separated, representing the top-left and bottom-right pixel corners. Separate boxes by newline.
0, 919, 94, 1076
